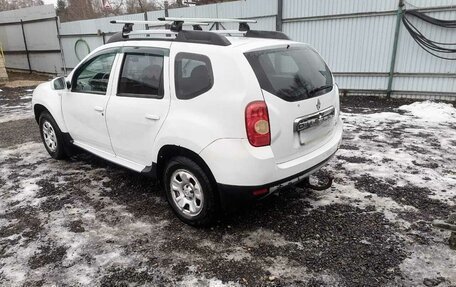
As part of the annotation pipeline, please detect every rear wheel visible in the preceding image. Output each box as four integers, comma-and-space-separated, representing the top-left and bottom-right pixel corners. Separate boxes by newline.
39, 112, 66, 159
163, 156, 218, 226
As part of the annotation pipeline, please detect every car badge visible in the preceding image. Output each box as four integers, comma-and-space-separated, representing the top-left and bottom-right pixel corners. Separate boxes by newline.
316, 99, 321, 111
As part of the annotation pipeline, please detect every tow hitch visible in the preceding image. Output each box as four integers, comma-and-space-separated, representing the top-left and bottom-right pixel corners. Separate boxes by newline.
299, 175, 333, 191
433, 213, 456, 250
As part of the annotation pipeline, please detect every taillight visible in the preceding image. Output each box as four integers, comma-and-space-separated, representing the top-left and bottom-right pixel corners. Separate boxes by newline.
245, 101, 270, 147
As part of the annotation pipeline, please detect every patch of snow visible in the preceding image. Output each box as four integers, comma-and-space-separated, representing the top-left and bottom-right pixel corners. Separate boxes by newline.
0, 90, 34, 123
399, 101, 456, 123
242, 228, 303, 249
400, 243, 456, 285
178, 275, 241, 287
306, 182, 416, 229
221, 247, 252, 262
266, 256, 340, 285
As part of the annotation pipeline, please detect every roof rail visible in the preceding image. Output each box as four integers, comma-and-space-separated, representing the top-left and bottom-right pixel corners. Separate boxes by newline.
210, 30, 247, 35
245, 30, 290, 40
176, 30, 231, 46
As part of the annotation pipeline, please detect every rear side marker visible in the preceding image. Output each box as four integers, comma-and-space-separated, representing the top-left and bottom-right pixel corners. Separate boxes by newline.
252, 188, 269, 196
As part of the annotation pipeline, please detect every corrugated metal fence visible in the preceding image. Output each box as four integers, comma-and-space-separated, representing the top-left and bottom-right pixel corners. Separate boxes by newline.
282, 0, 456, 99
0, 5, 64, 74
0, 0, 455, 99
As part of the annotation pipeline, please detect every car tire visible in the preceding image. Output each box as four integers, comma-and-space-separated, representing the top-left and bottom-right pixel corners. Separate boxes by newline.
163, 156, 218, 226
39, 112, 67, 160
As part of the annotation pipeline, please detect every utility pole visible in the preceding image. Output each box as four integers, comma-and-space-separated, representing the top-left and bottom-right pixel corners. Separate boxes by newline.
387, 0, 405, 98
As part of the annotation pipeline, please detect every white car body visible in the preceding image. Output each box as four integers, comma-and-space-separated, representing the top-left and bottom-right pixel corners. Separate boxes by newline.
32, 29, 342, 222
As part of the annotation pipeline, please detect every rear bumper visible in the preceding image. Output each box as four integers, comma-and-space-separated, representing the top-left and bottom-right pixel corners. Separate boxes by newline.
217, 150, 337, 208
199, 119, 343, 208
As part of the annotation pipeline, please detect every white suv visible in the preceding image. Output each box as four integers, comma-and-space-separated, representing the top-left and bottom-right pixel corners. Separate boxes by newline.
32, 19, 342, 226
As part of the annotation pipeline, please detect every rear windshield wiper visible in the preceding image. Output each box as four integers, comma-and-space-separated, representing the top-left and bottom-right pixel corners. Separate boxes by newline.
309, 85, 333, 96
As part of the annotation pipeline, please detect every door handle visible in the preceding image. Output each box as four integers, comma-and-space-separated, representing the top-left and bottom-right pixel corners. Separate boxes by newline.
145, 114, 160, 121
94, 106, 104, 113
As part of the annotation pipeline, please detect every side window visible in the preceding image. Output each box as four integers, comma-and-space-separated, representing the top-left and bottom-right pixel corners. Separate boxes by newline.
72, 52, 116, 94
117, 53, 164, 98
175, 52, 213, 100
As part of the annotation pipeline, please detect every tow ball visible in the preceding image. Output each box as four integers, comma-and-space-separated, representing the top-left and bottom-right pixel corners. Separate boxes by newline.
433, 213, 456, 250
299, 175, 333, 191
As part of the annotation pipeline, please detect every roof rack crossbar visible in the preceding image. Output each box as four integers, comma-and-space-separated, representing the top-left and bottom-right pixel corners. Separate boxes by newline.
157, 17, 257, 24
158, 17, 256, 32
110, 20, 209, 27
124, 30, 178, 37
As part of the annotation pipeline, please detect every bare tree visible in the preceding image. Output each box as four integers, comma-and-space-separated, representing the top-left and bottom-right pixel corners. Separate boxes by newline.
168, 0, 236, 8
56, 0, 68, 21
95, 0, 125, 17
125, 0, 161, 14
0, 0, 43, 12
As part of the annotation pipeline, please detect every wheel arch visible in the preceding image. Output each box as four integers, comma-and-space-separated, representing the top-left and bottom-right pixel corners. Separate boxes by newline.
156, 145, 218, 189
33, 103, 50, 123
32, 82, 68, 132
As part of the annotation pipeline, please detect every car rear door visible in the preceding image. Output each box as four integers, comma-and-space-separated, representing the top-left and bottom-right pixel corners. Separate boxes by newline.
105, 44, 171, 167
245, 44, 339, 164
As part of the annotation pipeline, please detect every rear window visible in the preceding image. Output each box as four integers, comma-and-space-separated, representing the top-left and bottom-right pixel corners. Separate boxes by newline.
245, 46, 333, 102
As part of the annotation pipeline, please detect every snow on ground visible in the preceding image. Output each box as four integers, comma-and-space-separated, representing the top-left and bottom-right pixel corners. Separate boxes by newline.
310, 100, 456, 286
0, 89, 33, 123
0, 97, 455, 286
398, 101, 456, 123
0, 143, 173, 285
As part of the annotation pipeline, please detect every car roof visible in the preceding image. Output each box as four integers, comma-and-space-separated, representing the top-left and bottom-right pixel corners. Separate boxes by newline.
99, 35, 302, 53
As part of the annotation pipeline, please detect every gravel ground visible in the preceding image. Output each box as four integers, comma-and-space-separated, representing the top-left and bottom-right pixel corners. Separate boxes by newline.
0, 86, 455, 286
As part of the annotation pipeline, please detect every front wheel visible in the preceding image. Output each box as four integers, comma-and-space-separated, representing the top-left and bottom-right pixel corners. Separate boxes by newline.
163, 156, 218, 226
39, 112, 66, 159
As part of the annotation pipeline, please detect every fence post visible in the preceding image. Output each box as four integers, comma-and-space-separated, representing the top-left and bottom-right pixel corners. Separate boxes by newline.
20, 19, 32, 73
164, 1, 169, 17
387, 0, 405, 98
144, 11, 149, 30
276, 0, 283, 32
55, 16, 67, 75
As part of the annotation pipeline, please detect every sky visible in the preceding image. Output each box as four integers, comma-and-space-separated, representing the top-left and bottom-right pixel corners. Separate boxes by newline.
42, 0, 57, 5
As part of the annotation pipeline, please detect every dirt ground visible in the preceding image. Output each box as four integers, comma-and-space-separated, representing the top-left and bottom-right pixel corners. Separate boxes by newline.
0, 81, 455, 286
0, 72, 52, 89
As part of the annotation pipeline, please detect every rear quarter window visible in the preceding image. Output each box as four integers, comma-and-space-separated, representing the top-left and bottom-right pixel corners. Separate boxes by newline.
245, 46, 333, 102
175, 52, 213, 100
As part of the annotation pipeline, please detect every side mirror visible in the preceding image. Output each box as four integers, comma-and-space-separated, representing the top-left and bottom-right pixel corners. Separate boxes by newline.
52, 77, 66, 90
66, 80, 71, 90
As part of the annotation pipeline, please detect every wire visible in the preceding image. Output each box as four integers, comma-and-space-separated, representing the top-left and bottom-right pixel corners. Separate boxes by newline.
402, 10, 456, 60
406, 10, 456, 28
